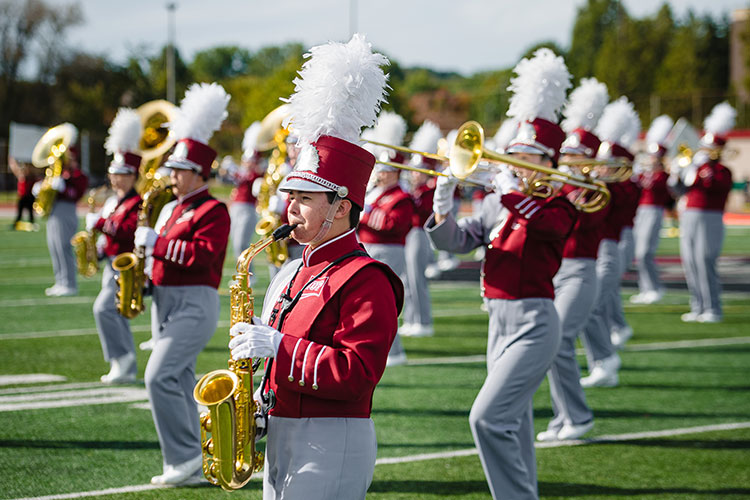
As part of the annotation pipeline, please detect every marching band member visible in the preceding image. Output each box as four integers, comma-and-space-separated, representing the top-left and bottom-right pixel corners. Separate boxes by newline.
427, 48, 575, 499
670, 102, 735, 323
359, 111, 415, 366
579, 97, 640, 388
629, 115, 674, 306
228, 34, 402, 500
537, 78, 609, 442
226, 121, 265, 262
400, 120, 442, 338
8, 156, 38, 230
88, 108, 143, 384
135, 83, 231, 485
36, 131, 88, 297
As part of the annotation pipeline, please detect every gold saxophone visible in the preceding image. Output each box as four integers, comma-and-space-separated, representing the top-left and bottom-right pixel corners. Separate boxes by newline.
71, 187, 108, 278
112, 180, 173, 319
193, 223, 297, 491
31, 123, 78, 217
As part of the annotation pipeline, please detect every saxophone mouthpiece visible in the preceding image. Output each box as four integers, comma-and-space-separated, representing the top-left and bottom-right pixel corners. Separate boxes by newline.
272, 224, 298, 241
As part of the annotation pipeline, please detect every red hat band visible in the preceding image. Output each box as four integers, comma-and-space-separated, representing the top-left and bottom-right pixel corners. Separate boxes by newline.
597, 141, 635, 162
506, 118, 565, 162
283, 135, 375, 209
166, 138, 217, 178
560, 129, 601, 158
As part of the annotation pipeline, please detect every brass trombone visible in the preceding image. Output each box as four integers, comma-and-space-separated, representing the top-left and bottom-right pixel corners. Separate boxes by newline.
365, 120, 611, 213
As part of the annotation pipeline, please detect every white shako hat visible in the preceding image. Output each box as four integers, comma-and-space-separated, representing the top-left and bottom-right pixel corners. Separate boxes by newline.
645, 115, 674, 158
700, 101, 736, 150
105, 108, 142, 175
505, 48, 572, 162
560, 77, 609, 158
164, 82, 231, 178
595, 96, 640, 162
241, 121, 262, 162
277, 33, 390, 209
408, 120, 443, 168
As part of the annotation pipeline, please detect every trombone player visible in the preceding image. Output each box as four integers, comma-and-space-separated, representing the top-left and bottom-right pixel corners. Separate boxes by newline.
426, 49, 577, 500
87, 108, 143, 384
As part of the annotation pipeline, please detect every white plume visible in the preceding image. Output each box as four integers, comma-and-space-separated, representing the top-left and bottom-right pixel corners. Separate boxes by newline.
104, 108, 141, 155
282, 33, 390, 146
645, 115, 673, 147
368, 111, 407, 159
409, 120, 442, 154
562, 77, 609, 133
242, 121, 262, 156
170, 82, 230, 142
507, 48, 571, 123
492, 119, 519, 153
596, 96, 639, 147
704, 101, 736, 136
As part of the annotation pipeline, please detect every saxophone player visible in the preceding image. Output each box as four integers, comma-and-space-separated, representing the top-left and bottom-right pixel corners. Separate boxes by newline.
134, 83, 231, 486
228, 34, 402, 500
87, 108, 143, 384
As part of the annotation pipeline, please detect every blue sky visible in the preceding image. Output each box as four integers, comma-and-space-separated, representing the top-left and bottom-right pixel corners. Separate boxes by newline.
45, 0, 747, 75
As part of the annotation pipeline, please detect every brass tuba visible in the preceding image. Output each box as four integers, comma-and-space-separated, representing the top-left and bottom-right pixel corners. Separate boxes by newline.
112, 178, 173, 319
31, 123, 78, 217
194, 223, 297, 491
71, 186, 109, 278
135, 100, 178, 194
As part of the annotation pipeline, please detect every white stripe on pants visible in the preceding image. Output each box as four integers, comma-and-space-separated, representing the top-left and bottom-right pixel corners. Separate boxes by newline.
263, 416, 377, 500
46, 200, 78, 290
146, 285, 219, 467
546, 258, 596, 431
93, 257, 135, 362
679, 209, 725, 316
470, 298, 561, 500
633, 205, 664, 295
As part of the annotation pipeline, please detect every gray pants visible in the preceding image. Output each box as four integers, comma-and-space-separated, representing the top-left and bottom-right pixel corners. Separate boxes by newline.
680, 209, 725, 316
146, 285, 219, 466
633, 205, 665, 295
609, 226, 634, 332
263, 416, 377, 500
402, 228, 433, 327
46, 200, 78, 290
469, 298, 561, 500
546, 258, 596, 432
229, 201, 257, 261
580, 239, 619, 367
363, 243, 407, 360
93, 257, 135, 364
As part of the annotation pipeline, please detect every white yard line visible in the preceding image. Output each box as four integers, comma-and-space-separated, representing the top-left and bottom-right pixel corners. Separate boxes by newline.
0, 374, 66, 386
0, 321, 232, 340
0, 297, 98, 307
9, 421, 750, 500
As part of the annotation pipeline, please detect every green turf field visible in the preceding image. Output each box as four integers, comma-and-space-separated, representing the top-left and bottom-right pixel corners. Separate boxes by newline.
1, 217, 749, 499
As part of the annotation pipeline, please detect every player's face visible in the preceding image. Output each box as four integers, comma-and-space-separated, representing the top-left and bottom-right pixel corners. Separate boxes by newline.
108, 173, 136, 193
286, 190, 331, 244
170, 168, 202, 197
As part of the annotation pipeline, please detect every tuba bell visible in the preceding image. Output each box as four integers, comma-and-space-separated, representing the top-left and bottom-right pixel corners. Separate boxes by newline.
31, 123, 78, 217
135, 100, 178, 194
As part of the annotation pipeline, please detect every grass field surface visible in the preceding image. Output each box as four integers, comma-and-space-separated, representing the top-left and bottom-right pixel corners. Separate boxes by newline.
0, 217, 749, 499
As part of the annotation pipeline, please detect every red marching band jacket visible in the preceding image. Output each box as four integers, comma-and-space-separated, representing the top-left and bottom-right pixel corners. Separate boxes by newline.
411, 181, 436, 228
685, 161, 733, 211
94, 190, 142, 257
560, 185, 610, 260
151, 187, 230, 289
358, 185, 415, 245
265, 229, 404, 419
58, 168, 88, 203
482, 192, 578, 300
637, 170, 672, 207
620, 178, 642, 229
231, 168, 264, 204
600, 182, 630, 242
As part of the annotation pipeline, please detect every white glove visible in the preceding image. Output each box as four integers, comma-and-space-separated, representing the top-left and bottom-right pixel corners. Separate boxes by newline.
492, 166, 520, 195
31, 181, 43, 197
251, 177, 264, 198
49, 176, 65, 192
268, 194, 285, 215
432, 173, 458, 215
682, 164, 699, 187
85, 213, 100, 231
557, 164, 572, 175
134, 227, 158, 248
229, 320, 283, 359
